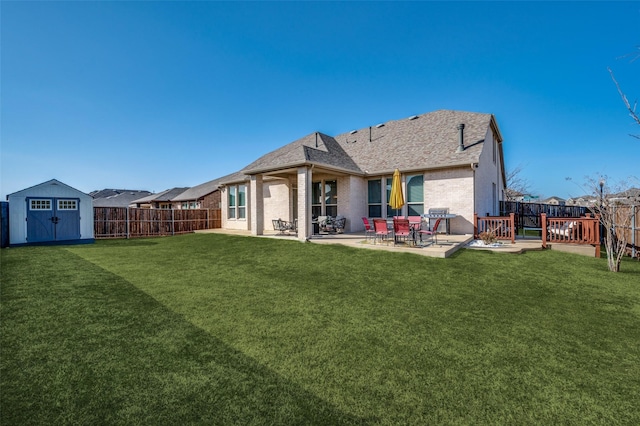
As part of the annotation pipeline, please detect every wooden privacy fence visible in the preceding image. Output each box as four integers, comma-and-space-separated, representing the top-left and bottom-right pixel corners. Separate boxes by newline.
541, 213, 600, 258
474, 213, 516, 244
94, 207, 221, 239
613, 205, 639, 259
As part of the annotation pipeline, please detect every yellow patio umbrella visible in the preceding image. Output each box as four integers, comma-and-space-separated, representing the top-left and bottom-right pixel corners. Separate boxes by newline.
389, 168, 405, 213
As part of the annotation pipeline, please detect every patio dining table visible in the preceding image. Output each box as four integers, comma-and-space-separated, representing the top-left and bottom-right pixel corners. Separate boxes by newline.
386, 218, 421, 245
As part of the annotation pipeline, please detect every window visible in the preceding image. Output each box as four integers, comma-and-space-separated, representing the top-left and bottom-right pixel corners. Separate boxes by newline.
493, 139, 497, 164
30, 199, 51, 210
386, 177, 395, 217
406, 174, 424, 216
312, 179, 337, 217
57, 199, 77, 210
228, 185, 246, 219
325, 180, 337, 217
181, 202, 198, 209
492, 183, 497, 214
367, 179, 382, 217
159, 203, 172, 209
311, 181, 322, 217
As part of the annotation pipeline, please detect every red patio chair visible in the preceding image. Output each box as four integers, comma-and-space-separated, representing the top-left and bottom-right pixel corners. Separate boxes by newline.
362, 217, 375, 241
408, 216, 422, 232
373, 218, 391, 244
393, 218, 412, 246
418, 218, 442, 246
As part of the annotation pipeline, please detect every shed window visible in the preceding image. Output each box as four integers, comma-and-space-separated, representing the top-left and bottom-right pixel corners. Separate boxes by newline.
30, 199, 52, 210
57, 199, 78, 210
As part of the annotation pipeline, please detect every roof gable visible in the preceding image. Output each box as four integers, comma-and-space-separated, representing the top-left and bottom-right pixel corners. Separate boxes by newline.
7, 179, 90, 199
242, 132, 362, 175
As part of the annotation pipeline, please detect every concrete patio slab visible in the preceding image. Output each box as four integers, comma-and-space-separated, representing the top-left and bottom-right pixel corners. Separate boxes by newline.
196, 229, 599, 258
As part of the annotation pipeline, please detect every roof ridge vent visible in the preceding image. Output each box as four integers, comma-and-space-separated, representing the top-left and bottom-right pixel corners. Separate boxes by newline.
349, 129, 357, 134
375, 123, 385, 128
409, 115, 419, 120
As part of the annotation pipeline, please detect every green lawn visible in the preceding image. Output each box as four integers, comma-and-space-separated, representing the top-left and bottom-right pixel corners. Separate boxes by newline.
2, 234, 639, 425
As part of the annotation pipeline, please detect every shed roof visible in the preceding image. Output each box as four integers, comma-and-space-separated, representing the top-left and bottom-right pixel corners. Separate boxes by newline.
7, 179, 91, 200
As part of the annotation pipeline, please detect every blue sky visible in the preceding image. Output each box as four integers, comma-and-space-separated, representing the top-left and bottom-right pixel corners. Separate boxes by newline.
2, 1, 639, 200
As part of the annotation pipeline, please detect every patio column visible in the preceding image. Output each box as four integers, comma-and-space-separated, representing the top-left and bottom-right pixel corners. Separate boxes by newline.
250, 174, 264, 236
297, 166, 312, 241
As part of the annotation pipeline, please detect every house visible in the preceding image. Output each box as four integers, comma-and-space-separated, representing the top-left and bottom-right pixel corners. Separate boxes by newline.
129, 187, 189, 209
91, 189, 153, 208
543, 196, 566, 206
170, 172, 246, 210
217, 109, 507, 241
6, 179, 94, 246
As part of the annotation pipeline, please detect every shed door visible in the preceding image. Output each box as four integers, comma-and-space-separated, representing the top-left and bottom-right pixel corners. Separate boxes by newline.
26, 198, 81, 242
55, 199, 81, 240
26, 198, 55, 242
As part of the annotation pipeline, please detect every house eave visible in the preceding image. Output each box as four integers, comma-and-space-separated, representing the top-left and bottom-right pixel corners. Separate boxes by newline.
243, 161, 364, 177
364, 162, 479, 176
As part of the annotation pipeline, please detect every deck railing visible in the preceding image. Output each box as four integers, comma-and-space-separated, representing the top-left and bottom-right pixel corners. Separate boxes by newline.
541, 213, 600, 257
474, 213, 516, 244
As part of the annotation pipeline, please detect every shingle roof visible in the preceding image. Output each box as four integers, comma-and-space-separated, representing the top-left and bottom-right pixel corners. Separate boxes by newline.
172, 171, 248, 201
241, 132, 362, 174
130, 187, 189, 204
92, 190, 153, 207
241, 109, 499, 176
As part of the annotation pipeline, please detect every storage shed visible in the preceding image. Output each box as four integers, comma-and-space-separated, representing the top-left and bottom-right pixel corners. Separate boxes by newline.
7, 179, 94, 246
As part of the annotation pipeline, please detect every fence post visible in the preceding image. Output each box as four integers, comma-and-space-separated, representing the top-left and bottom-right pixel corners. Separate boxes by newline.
594, 214, 601, 258
632, 205, 637, 259
541, 213, 547, 249
510, 213, 515, 244
473, 213, 478, 239
126, 207, 130, 239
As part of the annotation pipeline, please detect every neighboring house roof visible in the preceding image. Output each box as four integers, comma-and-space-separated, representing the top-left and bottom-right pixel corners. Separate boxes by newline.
241, 110, 501, 177
543, 196, 566, 203
92, 190, 153, 208
130, 187, 189, 205
172, 172, 247, 201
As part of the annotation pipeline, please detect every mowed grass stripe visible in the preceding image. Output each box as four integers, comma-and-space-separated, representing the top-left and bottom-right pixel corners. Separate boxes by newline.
0, 245, 368, 425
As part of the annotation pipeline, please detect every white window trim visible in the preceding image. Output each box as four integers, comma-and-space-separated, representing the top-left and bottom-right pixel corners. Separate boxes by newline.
227, 184, 246, 220
29, 199, 52, 211
57, 199, 78, 210
406, 174, 424, 216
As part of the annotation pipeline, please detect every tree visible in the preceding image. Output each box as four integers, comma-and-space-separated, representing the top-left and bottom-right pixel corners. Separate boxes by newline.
505, 164, 532, 201
608, 45, 640, 139
585, 176, 639, 272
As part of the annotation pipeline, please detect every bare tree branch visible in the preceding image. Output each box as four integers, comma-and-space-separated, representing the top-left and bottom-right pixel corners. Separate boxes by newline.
505, 164, 532, 201
608, 66, 640, 139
